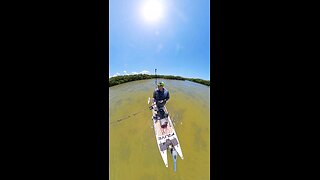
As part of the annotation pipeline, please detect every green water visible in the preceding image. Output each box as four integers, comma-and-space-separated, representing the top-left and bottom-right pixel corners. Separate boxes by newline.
109, 79, 210, 180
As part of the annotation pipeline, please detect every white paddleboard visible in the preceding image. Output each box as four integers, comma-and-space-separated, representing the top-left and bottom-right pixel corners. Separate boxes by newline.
151, 103, 184, 168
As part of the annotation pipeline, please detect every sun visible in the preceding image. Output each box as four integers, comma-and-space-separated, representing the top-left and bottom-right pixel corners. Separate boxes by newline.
141, 0, 164, 23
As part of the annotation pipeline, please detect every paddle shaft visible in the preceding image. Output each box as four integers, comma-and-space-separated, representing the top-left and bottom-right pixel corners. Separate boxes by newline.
155, 69, 157, 86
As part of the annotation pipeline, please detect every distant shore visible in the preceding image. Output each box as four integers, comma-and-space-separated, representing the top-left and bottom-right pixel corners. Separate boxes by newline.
109, 74, 210, 87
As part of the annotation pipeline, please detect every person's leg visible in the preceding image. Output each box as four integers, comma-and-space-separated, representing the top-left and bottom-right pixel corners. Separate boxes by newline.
156, 104, 164, 111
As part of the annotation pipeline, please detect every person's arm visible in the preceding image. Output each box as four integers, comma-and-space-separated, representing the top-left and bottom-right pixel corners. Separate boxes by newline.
167, 91, 170, 101
164, 90, 170, 102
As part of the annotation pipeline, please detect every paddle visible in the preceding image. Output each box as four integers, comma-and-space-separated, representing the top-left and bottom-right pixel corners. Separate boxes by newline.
155, 68, 157, 86
173, 150, 177, 172
169, 146, 178, 172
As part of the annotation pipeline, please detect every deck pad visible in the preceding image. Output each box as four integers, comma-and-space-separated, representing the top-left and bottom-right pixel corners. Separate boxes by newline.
154, 119, 174, 136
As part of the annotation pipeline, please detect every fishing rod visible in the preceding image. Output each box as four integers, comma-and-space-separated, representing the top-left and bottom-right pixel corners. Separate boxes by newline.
109, 108, 149, 125
109, 98, 155, 125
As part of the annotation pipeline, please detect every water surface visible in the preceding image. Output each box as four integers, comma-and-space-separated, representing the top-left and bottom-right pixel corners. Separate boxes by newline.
109, 79, 210, 180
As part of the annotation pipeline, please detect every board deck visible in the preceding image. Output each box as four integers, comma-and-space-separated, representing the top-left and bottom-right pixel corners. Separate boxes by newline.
151, 104, 184, 168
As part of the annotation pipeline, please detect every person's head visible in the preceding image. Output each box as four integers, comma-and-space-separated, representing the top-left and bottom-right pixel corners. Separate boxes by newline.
157, 81, 165, 90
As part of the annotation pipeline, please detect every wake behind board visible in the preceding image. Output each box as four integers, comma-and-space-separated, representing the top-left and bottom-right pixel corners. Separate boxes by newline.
150, 103, 184, 168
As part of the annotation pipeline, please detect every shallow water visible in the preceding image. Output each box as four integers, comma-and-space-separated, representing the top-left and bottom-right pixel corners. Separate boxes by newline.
109, 79, 210, 180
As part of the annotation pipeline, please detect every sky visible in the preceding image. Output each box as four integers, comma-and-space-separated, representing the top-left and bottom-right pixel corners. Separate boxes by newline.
109, 0, 210, 80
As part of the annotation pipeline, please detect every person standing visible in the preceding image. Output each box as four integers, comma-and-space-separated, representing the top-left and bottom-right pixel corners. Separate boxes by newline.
153, 81, 170, 109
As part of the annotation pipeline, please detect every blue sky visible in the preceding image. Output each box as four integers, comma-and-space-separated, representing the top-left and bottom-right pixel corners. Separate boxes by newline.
109, 0, 210, 80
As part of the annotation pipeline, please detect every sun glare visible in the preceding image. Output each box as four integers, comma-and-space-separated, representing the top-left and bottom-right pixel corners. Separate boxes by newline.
141, 0, 164, 23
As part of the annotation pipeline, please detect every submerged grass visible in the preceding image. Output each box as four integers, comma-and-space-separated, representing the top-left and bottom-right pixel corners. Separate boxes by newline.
109, 79, 210, 180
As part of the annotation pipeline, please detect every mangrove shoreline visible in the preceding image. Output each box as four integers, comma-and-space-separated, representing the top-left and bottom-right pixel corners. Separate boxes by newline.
109, 74, 210, 87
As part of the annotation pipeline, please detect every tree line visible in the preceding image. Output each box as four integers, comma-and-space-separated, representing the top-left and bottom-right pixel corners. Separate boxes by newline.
109, 74, 210, 87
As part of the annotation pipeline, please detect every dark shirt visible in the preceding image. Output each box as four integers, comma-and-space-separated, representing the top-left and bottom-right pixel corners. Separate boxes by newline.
153, 88, 170, 102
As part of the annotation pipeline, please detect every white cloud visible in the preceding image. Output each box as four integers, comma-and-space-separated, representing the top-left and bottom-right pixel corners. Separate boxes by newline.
139, 70, 150, 74
111, 70, 150, 77
111, 72, 121, 77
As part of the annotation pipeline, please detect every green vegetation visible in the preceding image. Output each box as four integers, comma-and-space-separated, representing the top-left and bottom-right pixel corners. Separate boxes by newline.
109, 74, 210, 87
185, 78, 210, 86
